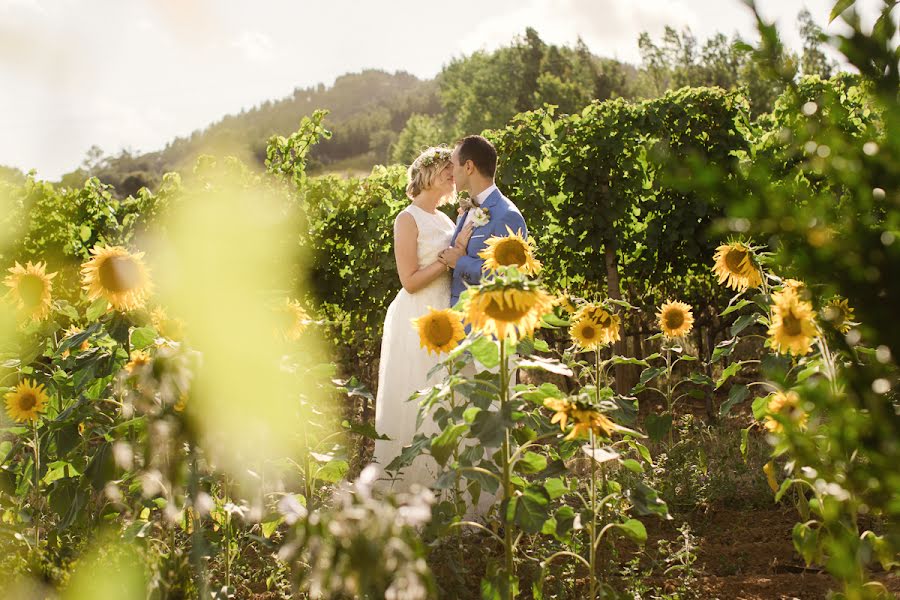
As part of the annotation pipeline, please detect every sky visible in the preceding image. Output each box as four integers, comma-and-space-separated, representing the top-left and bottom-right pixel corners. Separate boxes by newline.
0, 0, 887, 180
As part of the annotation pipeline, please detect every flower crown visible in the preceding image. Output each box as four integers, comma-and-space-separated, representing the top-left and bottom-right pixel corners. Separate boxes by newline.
413, 147, 452, 172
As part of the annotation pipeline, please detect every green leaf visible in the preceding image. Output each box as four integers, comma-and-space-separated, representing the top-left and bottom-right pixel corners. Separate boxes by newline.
720, 384, 749, 416
513, 485, 551, 533
740, 427, 750, 462
130, 327, 157, 350
751, 395, 770, 420
792, 521, 821, 565
543, 478, 567, 500
633, 442, 653, 464
86, 297, 108, 321
829, 0, 855, 23
715, 362, 743, 389
431, 424, 468, 467
470, 336, 500, 369
42, 461, 81, 485
730, 314, 758, 337
609, 356, 649, 367
617, 519, 647, 544
532, 338, 550, 352
645, 413, 672, 442
79, 224, 92, 242
711, 338, 737, 363
313, 459, 348, 483
515, 451, 547, 474
621, 459, 644, 474
261, 516, 283, 539
720, 299, 753, 317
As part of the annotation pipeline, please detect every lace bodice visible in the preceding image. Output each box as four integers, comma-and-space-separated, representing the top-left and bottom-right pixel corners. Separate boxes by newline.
404, 205, 455, 269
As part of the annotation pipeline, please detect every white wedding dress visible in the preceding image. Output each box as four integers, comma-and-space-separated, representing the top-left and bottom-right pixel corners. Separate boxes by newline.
373, 204, 456, 492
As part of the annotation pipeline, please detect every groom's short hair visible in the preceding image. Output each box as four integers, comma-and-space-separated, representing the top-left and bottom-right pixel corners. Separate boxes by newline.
456, 135, 497, 178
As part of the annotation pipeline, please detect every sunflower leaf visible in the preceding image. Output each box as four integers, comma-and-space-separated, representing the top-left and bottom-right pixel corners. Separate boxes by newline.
516, 356, 574, 377
470, 336, 500, 370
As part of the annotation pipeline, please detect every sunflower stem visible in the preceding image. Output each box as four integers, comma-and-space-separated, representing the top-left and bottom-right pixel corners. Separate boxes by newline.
589, 427, 597, 599
32, 419, 40, 551
188, 444, 209, 599
499, 339, 515, 598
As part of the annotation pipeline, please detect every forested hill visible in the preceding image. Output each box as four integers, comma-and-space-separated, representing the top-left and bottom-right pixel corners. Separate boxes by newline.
49, 16, 835, 196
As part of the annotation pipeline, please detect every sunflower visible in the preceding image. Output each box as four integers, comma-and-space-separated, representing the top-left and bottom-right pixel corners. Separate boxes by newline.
543, 397, 574, 431
276, 299, 309, 341
657, 300, 694, 339
151, 306, 185, 341
4, 379, 49, 423
712, 242, 762, 291
565, 408, 617, 441
479, 227, 542, 275
125, 349, 152, 374
570, 318, 603, 350
464, 276, 555, 343
574, 304, 621, 346
822, 297, 854, 334
81, 245, 152, 312
768, 289, 817, 356
412, 307, 465, 354
4, 261, 57, 322
763, 390, 807, 433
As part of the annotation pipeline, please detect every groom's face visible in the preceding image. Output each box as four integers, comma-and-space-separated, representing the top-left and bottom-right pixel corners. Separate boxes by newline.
451, 146, 470, 194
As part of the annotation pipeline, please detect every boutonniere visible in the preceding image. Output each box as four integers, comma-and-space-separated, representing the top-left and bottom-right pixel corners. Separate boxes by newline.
472, 206, 491, 227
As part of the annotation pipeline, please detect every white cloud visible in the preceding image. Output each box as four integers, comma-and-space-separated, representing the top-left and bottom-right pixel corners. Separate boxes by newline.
232, 31, 276, 63
457, 0, 699, 64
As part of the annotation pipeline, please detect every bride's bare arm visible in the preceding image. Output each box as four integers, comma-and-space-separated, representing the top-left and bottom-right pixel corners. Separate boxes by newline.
394, 212, 449, 294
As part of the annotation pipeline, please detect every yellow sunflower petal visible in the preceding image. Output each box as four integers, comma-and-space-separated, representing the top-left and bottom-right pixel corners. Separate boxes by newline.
713, 242, 762, 291
412, 307, 466, 354
768, 291, 817, 356
3, 261, 57, 322
479, 227, 542, 276
657, 300, 694, 339
81, 245, 153, 312
4, 378, 49, 422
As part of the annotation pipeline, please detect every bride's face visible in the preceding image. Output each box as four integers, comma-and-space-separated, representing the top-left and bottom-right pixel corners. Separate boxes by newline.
435, 162, 455, 195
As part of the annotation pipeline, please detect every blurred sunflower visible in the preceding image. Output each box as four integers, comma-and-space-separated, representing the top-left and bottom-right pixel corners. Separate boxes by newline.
479, 227, 541, 275
763, 390, 807, 433
657, 300, 694, 339
5, 379, 48, 423
277, 299, 309, 341
822, 297, 854, 334
412, 307, 465, 354
566, 408, 616, 441
768, 289, 817, 356
125, 349, 152, 374
712, 242, 762, 291
151, 306, 186, 341
465, 275, 554, 343
81, 245, 152, 312
4, 261, 57, 322
570, 318, 604, 350
543, 397, 574, 430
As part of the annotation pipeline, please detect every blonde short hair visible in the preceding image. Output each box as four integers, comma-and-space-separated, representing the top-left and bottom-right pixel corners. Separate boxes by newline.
406, 146, 452, 200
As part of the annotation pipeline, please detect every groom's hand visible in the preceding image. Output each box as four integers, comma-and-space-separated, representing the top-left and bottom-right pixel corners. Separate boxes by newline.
441, 246, 465, 268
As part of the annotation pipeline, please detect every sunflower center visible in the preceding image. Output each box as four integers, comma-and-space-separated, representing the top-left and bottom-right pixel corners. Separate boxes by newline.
98, 256, 141, 293
18, 392, 36, 411
724, 248, 748, 273
484, 297, 530, 322
782, 313, 802, 336
664, 310, 685, 330
495, 240, 528, 266
425, 316, 454, 346
581, 324, 597, 339
18, 274, 45, 307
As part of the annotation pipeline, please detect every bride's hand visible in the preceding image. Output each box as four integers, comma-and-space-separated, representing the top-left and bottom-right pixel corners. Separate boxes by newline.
455, 223, 475, 249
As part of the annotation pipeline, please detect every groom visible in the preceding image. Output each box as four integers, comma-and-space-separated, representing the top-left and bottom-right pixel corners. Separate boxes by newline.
440, 135, 528, 306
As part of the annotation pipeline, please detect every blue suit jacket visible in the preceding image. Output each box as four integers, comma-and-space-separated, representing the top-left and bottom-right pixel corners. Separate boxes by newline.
449, 188, 528, 306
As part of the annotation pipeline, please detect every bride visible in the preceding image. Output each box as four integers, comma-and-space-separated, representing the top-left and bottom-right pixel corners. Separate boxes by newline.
373, 146, 473, 491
